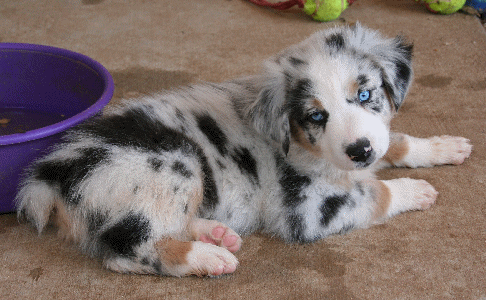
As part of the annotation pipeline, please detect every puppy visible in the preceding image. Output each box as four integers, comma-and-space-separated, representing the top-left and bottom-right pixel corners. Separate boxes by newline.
16, 24, 472, 277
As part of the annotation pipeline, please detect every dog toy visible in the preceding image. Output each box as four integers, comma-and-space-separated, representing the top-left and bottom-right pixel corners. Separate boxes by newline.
247, 0, 355, 22
466, 0, 486, 10
417, 0, 466, 14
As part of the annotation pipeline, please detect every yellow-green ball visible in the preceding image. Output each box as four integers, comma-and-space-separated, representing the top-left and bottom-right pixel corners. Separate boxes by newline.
303, 0, 349, 22
422, 0, 466, 14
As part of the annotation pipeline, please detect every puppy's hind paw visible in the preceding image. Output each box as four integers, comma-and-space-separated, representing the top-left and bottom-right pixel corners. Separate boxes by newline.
187, 242, 239, 277
189, 218, 243, 253
199, 226, 242, 253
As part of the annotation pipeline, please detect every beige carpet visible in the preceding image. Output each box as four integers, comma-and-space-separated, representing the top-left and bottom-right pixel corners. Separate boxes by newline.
1, 0, 485, 299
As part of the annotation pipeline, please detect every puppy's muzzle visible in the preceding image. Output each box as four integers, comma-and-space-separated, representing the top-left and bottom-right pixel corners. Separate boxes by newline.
345, 138, 375, 168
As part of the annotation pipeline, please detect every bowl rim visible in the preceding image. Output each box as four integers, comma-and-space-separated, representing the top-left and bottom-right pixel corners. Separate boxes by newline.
0, 43, 114, 146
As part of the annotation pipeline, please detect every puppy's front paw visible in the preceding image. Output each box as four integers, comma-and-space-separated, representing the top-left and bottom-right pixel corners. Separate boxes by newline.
383, 178, 438, 217
412, 179, 438, 210
429, 135, 472, 166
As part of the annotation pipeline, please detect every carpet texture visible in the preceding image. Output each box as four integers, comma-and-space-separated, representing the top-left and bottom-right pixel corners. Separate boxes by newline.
1, 0, 485, 299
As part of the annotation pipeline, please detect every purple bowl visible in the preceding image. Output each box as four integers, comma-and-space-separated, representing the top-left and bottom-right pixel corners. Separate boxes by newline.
0, 43, 114, 213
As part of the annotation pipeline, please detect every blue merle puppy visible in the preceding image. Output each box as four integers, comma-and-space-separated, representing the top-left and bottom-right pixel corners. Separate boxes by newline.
16, 24, 472, 277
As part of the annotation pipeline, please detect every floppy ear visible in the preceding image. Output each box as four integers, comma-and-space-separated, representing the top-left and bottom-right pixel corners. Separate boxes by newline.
378, 37, 414, 111
247, 61, 291, 155
349, 24, 414, 111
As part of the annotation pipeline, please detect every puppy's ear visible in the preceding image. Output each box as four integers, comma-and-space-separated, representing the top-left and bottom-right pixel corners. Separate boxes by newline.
379, 37, 413, 111
349, 24, 414, 111
247, 61, 291, 155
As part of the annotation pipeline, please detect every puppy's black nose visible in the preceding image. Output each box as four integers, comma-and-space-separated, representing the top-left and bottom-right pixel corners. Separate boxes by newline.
345, 138, 373, 163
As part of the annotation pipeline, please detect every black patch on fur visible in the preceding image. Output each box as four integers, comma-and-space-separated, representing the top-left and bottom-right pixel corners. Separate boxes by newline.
370, 103, 382, 113
393, 60, 412, 103
133, 185, 140, 194
282, 132, 290, 156
18, 208, 28, 223
289, 57, 307, 67
338, 223, 355, 235
383, 40, 413, 110
199, 154, 219, 212
290, 106, 329, 140
100, 212, 151, 257
34, 147, 109, 206
276, 155, 311, 208
73, 107, 220, 208
355, 182, 365, 196
175, 108, 185, 122
286, 79, 329, 133
231, 147, 259, 186
196, 114, 228, 156
172, 161, 193, 178
87, 210, 107, 233
396, 59, 412, 83
259, 88, 272, 106
307, 134, 317, 145
287, 80, 314, 125
69, 194, 82, 207
216, 160, 226, 170
288, 214, 306, 243
326, 33, 346, 51
183, 203, 189, 214
396, 39, 414, 61
286, 79, 313, 104
152, 260, 163, 275
357, 74, 369, 86
361, 91, 384, 113
140, 257, 150, 265
78, 107, 200, 155
382, 78, 396, 107
320, 194, 349, 227
148, 157, 164, 172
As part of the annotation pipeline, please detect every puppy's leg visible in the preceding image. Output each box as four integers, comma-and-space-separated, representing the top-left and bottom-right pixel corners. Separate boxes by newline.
272, 176, 440, 243
380, 132, 472, 168
371, 178, 438, 222
189, 218, 242, 253
154, 238, 239, 277
103, 236, 239, 277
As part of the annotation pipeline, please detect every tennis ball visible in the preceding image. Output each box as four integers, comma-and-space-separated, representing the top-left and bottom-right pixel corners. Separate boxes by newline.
420, 0, 466, 14
303, 0, 352, 22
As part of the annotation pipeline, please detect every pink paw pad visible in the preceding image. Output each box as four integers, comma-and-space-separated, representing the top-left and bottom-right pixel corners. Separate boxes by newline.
199, 226, 241, 253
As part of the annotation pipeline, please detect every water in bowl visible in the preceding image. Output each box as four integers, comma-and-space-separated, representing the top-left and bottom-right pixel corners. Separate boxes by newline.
0, 108, 67, 136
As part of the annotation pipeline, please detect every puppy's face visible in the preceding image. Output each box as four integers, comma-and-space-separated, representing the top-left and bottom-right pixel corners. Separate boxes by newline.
286, 54, 394, 170
249, 25, 413, 171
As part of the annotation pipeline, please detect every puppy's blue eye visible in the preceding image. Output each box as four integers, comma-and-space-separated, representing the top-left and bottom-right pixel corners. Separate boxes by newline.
359, 90, 371, 102
311, 112, 324, 121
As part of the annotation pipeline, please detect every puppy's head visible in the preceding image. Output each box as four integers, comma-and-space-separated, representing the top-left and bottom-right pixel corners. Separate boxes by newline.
249, 24, 413, 170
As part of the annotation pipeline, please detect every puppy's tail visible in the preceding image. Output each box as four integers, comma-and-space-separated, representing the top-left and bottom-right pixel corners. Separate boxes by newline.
15, 175, 59, 233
